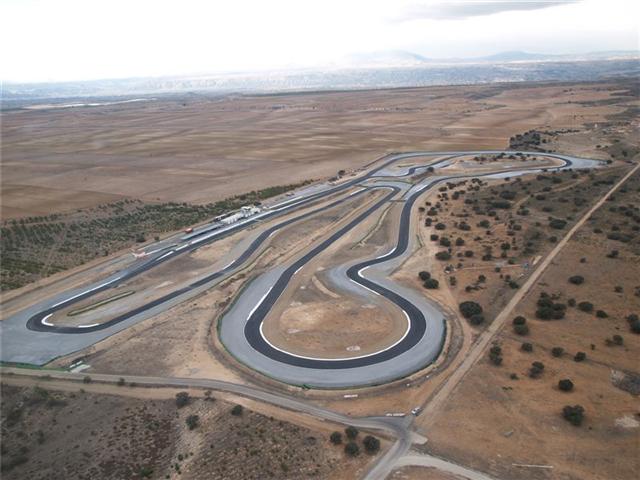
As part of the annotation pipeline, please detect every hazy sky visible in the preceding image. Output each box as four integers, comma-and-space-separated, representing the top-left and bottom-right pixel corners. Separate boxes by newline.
2, 0, 638, 82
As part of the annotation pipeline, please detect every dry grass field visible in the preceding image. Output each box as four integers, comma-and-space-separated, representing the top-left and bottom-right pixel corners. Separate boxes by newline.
2, 80, 634, 220
418, 171, 640, 480
0, 382, 381, 480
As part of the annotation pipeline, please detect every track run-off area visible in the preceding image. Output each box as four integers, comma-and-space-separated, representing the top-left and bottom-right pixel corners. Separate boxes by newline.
0, 151, 603, 387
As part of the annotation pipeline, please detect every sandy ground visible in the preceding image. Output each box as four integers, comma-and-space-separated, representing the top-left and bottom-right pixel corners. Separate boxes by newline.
2, 80, 633, 219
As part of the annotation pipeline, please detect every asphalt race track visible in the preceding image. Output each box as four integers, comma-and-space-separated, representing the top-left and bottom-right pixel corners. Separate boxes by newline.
1, 151, 603, 385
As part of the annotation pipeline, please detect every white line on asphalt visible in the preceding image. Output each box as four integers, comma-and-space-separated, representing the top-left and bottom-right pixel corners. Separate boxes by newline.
78, 323, 99, 328
42, 314, 53, 326
247, 286, 274, 320
357, 266, 371, 275
50, 281, 112, 308
156, 251, 174, 261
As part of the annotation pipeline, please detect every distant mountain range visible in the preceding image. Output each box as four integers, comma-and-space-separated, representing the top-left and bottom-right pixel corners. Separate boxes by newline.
2, 50, 638, 106
337, 49, 639, 67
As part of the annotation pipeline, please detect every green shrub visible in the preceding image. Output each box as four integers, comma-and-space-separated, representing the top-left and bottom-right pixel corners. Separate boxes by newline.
459, 301, 483, 319
577, 301, 593, 313
363, 435, 381, 455
512, 316, 526, 326
186, 415, 199, 430
345, 426, 359, 440
231, 405, 243, 416
529, 361, 544, 378
536, 294, 566, 320
558, 379, 574, 392
568, 275, 584, 285
344, 442, 360, 457
423, 278, 439, 289
562, 405, 585, 426
175, 392, 190, 408
549, 218, 567, 229
521, 342, 533, 352
435, 251, 451, 261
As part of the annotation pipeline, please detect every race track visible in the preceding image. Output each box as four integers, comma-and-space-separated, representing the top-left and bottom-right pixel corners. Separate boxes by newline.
1, 151, 603, 386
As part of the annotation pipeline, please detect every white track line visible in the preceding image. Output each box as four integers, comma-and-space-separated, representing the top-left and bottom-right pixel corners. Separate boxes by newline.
247, 287, 274, 320
50, 281, 111, 308
42, 314, 53, 326
156, 251, 174, 261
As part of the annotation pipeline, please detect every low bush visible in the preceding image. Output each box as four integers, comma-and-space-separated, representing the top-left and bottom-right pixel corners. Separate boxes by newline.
345, 426, 359, 440
514, 324, 529, 336
423, 278, 439, 289
512, 316, 526, 325
363, 435, 381, 454
231, 404, 243, 416
536, 293, 566, 320
435, 251, 451, 261
549, 218, 567, 229
574, 351, 586, 362
558, 379, 574, 392
330, 432, 342, 445
459, 301, 483, 319
568, 275, 584, 285
344, 442, 360, 457
521, 342, 533, 352
562, 405, 585, 426
529, 361, 545, 378
186, 414, 199, 430
577, 301, 594, 313
175, 392, 190, 408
